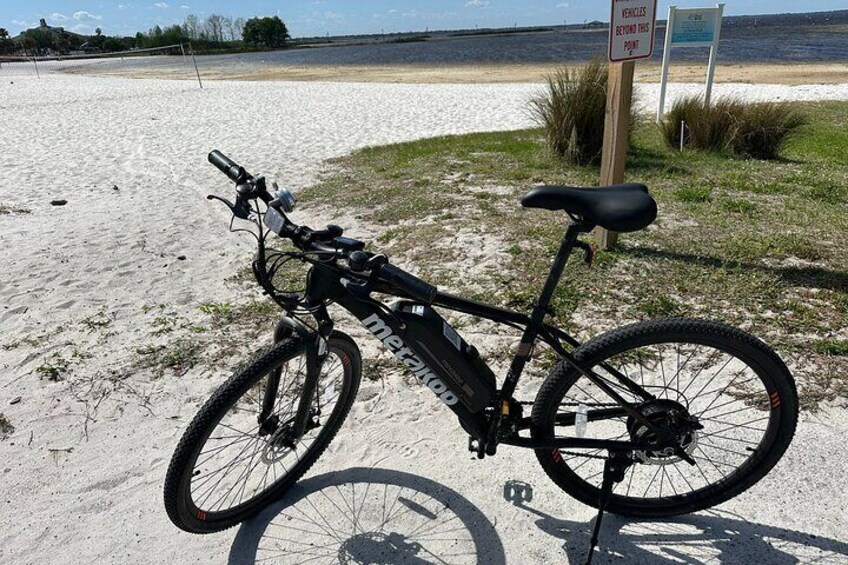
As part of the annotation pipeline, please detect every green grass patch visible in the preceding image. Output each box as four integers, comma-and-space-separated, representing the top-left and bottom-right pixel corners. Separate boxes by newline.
638, 296, 685, 318
198, 301, 235, 320
81, 312, 112, 333
36, 354, 70, 381
675, 184, 712, 203
815, 339, 848, 356
301, 101, 848, 407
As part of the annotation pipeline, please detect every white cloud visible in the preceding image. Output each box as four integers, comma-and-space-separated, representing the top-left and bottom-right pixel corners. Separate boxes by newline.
50, 12, 68, 22
153, 2, 169, 8
180, 5, 190, 9
73, 11, 102, 21
465, 0, 489, 6
70, 23, 96, 34
556, 2, 570, 7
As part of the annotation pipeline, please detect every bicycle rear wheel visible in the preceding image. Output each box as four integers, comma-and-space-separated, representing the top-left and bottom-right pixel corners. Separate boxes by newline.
532, 318, 798, 518
164, 331, 361, 533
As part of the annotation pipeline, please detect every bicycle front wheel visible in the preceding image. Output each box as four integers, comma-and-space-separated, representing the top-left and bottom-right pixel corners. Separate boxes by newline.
532, 318, 798, 518
164, 331, 361, 533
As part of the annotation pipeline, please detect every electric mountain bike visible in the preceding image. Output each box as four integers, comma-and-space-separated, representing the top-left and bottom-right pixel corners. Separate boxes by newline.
164, 151, 798, 563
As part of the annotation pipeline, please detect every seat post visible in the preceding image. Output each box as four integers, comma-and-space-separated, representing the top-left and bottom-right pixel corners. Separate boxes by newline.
529, 221, 584, 327
497, 221, 587, 402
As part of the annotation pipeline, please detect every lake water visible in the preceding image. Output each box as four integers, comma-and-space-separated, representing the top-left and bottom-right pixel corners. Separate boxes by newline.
193, 17, 848, 69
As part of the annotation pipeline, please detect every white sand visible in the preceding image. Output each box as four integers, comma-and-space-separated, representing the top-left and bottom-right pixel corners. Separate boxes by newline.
1, 74, 847, 564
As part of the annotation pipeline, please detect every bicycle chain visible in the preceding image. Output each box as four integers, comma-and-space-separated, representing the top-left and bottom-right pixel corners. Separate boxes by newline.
557, 450, 614, 461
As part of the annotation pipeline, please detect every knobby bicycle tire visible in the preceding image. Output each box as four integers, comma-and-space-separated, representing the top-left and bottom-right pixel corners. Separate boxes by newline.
164, 332, 361, 533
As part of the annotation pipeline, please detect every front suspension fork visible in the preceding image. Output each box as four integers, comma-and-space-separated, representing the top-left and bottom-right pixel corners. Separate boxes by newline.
259, 313, 331, 440
291, 337, 328, 439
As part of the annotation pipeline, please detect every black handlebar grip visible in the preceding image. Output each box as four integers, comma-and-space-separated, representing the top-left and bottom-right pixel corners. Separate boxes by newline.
208, 150, 243, 182
379, 263, 437, 305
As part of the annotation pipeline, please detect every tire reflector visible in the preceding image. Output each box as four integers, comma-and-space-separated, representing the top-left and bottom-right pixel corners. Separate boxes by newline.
770, 391, 781, 408
341, 355, 350, 366
197, 511, 206, 521
552, 449, 563, 463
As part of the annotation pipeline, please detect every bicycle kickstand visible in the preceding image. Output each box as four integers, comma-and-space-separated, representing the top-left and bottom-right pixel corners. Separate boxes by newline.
585, 451, 631, 565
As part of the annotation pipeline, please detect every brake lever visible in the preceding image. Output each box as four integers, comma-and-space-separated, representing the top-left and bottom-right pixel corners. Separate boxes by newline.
206, 194, 252, 220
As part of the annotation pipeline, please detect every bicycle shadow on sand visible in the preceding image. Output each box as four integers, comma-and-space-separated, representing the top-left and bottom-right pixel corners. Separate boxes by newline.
228, 467, 506, 565
503, 480, 848, 564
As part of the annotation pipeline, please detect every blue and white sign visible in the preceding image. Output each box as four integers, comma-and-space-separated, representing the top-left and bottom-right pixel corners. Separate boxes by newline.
671, 9, 719, 44
657, 4, 725, 122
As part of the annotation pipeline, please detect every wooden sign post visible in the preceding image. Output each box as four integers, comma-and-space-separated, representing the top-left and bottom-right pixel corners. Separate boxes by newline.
597, 60, 635, 250
597, 0, 658, 250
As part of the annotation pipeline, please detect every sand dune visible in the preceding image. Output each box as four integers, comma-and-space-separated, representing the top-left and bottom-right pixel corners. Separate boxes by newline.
1, 74, 847, 564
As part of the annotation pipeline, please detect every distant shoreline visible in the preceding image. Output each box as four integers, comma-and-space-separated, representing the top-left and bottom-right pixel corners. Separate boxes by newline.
67, 61, 848, 86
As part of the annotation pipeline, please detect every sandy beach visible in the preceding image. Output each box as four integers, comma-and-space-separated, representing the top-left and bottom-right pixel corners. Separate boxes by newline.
59, 60, 848, 85
184, 61, 848, 86
2, 73, 848, 564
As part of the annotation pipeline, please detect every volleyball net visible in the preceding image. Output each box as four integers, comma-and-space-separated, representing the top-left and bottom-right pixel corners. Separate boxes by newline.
0, 43, 204, 87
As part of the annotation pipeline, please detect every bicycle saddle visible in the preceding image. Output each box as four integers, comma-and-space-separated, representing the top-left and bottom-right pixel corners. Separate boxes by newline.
521, 183, 657, 233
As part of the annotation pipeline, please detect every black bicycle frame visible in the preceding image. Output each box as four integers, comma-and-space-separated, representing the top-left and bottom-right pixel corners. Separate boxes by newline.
276, 221, 662, 454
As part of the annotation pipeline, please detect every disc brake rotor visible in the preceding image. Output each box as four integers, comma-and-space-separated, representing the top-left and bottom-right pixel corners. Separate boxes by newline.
260, 413, 321, 464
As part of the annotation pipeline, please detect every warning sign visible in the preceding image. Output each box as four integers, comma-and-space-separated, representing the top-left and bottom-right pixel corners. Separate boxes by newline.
608, 0, 658, 62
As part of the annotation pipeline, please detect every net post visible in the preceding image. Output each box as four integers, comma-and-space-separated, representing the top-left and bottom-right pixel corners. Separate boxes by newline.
189, 43, 203, 90
180, 43, 187, 65
32, 57, 40, 79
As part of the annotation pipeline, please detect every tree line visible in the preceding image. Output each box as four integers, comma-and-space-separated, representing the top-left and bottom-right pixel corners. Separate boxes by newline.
0, 15, 289, 56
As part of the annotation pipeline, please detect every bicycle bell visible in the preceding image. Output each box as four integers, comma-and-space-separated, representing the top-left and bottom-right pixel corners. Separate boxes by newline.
271, 182, 296, 213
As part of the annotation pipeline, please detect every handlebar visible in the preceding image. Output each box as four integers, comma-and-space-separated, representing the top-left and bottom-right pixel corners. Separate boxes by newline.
210, 149, 439, 305
209, 150, 246, 183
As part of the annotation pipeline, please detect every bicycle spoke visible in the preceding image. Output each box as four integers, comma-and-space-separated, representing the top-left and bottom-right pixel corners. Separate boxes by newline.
678, 347, 722, 397
643, 465, 663, 498
699, 438, 751, 458
187, 348, 349, 515
550, 335, 781, 507
657, 344, 668, 399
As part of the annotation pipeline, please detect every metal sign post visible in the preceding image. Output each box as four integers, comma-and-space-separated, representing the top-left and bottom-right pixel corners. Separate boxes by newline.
598, 0, 657, 250
657, 3, 725, 122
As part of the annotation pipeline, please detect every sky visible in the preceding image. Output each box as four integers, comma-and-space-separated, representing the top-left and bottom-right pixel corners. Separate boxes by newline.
2, 1, 846, 38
